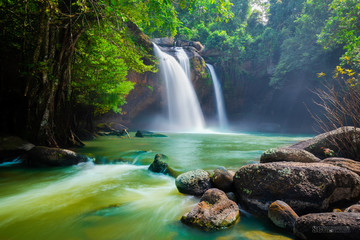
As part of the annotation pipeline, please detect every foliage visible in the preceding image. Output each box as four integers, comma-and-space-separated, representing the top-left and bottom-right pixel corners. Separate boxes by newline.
319, 0, 360, 69
72, 29, 136, 115
0, 0, 215, 145
269, 0, 334, 86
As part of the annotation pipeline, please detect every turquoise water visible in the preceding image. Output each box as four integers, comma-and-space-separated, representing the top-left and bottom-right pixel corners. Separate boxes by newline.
0, 132, 310, 240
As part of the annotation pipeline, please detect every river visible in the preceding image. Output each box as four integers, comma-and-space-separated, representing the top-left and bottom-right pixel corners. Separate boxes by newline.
0, 132, 310, 240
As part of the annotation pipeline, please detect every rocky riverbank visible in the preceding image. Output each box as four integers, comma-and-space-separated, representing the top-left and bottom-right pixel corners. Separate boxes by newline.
161, 126, 360, 238
0, 135, 90, 167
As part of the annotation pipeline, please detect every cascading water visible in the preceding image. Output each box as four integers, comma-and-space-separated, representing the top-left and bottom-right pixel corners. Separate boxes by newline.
153, 43, 205, 131
175, 47, 191, 80
206, 63, 229, 130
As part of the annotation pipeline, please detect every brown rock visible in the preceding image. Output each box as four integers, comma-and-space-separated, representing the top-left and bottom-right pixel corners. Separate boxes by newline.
260, 148, 320, 163
211, 167, 235, 192
175, 169, 212, 196
26, 146, 89, 167
151, 37, 174, 47
148, 154, 179, 177
344, 204, 360, 213
181, 188, 240, 231
294, 212, 360, 240
290, 126, 360, 160
191, 41, 204, 52
233, 162, 360, 215
321, 157, 360, 176
268, 200, 299, 231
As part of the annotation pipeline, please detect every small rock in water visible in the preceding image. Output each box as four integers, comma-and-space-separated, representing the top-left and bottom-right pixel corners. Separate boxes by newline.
268, 200, 299, 231
148, 154, 179, 177
25, 146, 88, 167
175, 169, 212, 196
181, 188, 239, 231
211, 167, 235, 192
135, 130, 167, 138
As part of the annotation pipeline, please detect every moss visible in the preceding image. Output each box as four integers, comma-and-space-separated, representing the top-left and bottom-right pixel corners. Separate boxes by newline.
243, 188, 252, 195
264, 148, 276, 155
278, 168, 291, 176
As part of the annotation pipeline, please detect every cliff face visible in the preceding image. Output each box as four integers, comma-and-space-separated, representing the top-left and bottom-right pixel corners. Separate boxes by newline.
118, 40, 215, 127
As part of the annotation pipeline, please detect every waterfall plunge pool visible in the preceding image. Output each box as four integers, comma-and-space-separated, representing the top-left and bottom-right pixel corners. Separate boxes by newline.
0, 132, 311, 240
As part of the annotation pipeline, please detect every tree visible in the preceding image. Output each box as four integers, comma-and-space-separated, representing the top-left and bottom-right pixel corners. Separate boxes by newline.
0, 0, 201, 146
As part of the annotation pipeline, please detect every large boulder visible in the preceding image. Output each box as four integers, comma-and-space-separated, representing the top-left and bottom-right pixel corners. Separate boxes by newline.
321, 157, 360, 176
290, 126, 360, 160
25, 146, 89, 167
233, 162, 360, 215
268, 200, 299, 231
0, 135, 34, 163
148, 154, 179, 177
175, 169, 212, 196
210, 167, 235, 192
176, 40, 204, 52
260, 148, 320, 163
181, 188, 240, 231
294, 212, 360, 240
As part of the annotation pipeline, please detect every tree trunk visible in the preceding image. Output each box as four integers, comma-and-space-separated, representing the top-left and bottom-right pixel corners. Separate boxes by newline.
25, 2, 84, 147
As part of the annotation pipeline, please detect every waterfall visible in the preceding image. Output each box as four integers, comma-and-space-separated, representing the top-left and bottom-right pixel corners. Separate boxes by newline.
206, 63, 229, 129
175, 47, 191, 80
153, 43, 205, 131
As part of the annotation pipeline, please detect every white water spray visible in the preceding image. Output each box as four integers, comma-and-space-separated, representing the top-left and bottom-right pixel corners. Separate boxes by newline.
153, 43, 205, 131
206, 63, 229, 129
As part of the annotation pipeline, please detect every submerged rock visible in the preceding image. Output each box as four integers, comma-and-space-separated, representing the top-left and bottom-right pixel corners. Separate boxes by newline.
268, 200, 299, 231
260, 148, 320, 163
25, 146, 88, 167
210, 167, 235, 192
294, 212, 360, 240
175, 169, 212, 196
233, 162, 360, 215
181, 188, 239, 231
135, 130, 167, 138
148, 154, 179, 177
321, 157, 360, 176
290, 126, 360, 160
